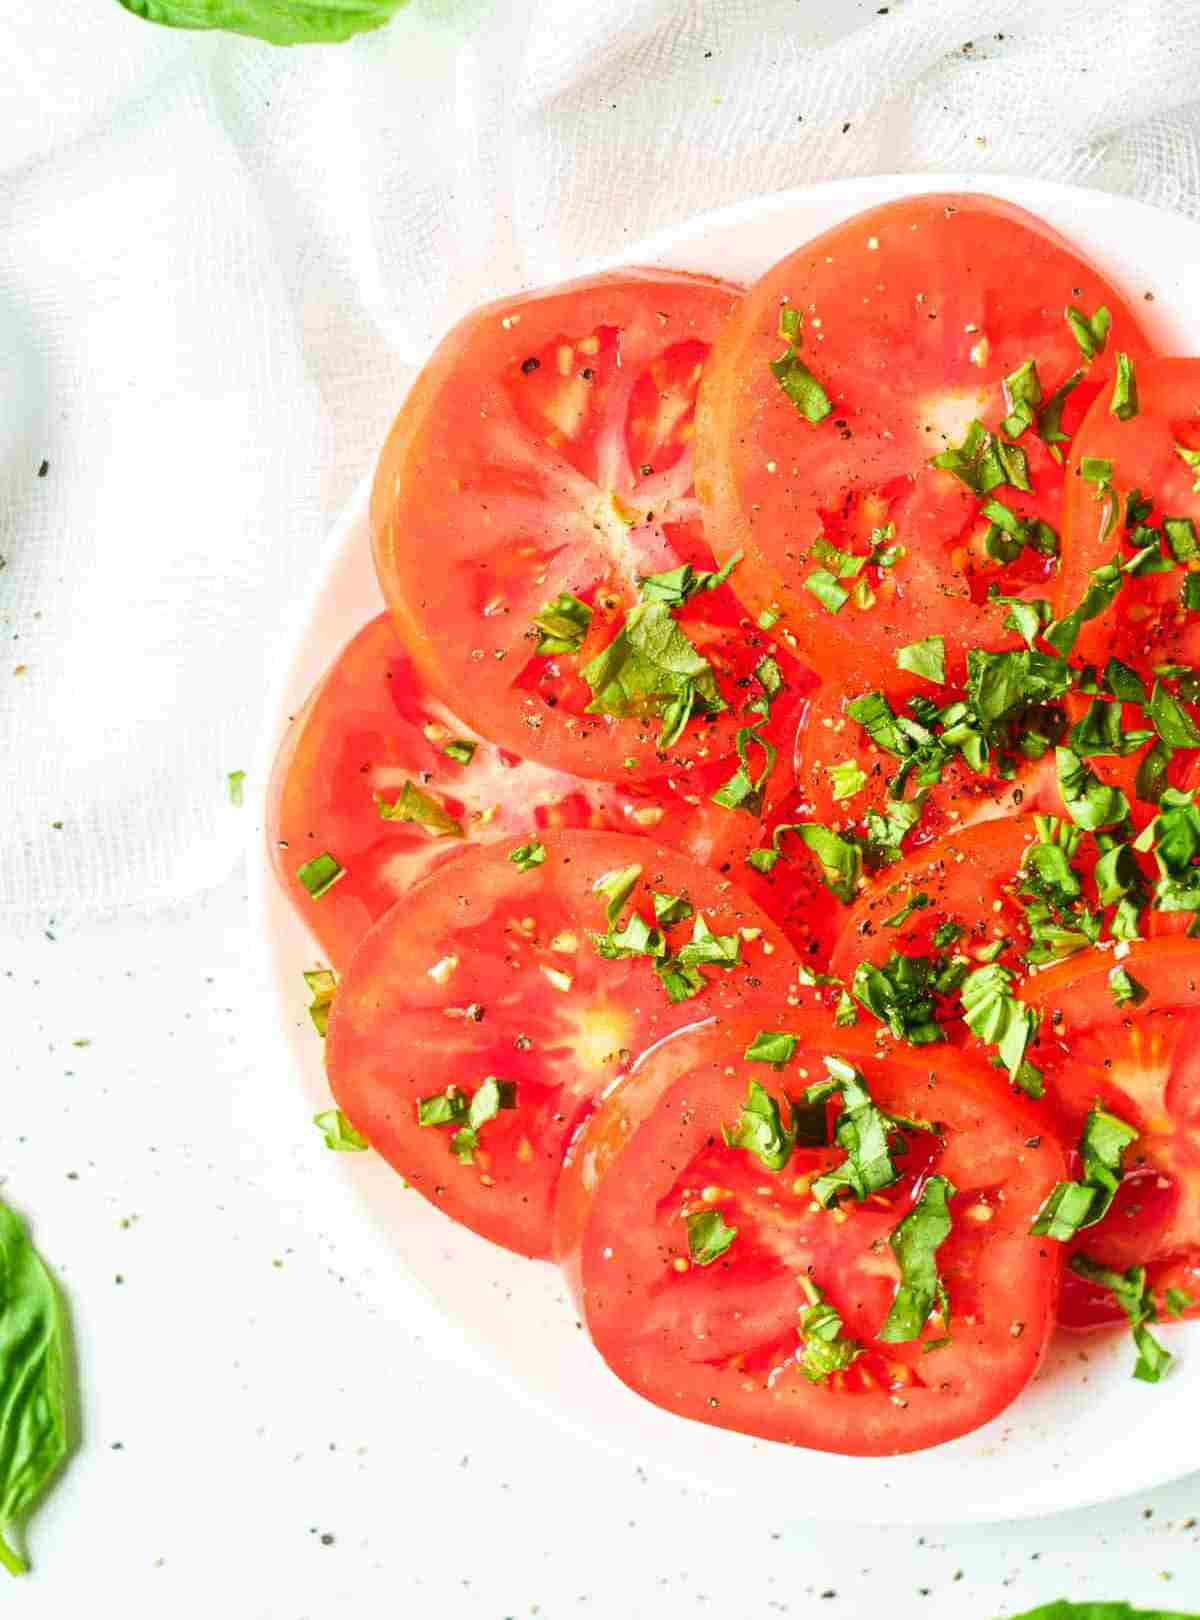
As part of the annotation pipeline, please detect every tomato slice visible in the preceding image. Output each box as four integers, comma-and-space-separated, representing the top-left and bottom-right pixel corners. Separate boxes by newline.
1024, 939, 1200, 1282
370, 270, 811, 783
555, 1014, 1064, 1456
695, 194, 1153, 689
324, 830, 801, 1258
1058, 358, 1200, 671
270, 613, 810, 970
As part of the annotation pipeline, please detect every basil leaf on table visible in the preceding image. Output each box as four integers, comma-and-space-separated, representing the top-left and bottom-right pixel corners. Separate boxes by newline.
115, 0, 408, 44
0, 1199, 71, 1576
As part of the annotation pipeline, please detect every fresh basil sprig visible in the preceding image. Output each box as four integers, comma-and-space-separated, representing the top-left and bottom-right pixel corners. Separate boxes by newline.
116, 0, 408, 44
0, 1199, 70, 1576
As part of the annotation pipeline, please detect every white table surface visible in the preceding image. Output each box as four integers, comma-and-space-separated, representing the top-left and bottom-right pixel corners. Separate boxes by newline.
2, 869, 1199, 1617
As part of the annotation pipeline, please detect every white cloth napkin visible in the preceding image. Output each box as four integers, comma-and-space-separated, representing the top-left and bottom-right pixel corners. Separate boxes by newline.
3, 0, 1200, 929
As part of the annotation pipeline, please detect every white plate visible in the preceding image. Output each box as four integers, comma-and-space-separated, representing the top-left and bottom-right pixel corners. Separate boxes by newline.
250, 173, 1200, 1524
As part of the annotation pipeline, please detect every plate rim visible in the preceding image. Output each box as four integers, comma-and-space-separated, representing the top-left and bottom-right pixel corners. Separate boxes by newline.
247, 171, 1200, 1523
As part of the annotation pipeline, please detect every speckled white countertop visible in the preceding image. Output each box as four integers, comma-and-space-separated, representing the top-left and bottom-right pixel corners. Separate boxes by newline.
1, 870, 1198, 1618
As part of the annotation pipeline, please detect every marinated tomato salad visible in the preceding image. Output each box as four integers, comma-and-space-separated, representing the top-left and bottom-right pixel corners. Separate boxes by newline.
269, 193, 1200, 1458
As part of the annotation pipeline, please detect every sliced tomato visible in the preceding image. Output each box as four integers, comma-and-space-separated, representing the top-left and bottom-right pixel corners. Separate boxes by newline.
695, 194, 1153, 690
555, 1014, 1064, 1456
324, 830, 801, 1258
371, 270, 818, 784
270, 614, 811, 970
1058, 358, 1200, 671
1024, 940, 1200, 1285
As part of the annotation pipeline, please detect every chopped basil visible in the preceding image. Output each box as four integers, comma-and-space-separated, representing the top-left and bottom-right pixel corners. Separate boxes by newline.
1031, 1104, 1137, 1240
375, 781, 465, 838
771, 304, 833, 424
846, 689, 913, 756
982, 498, 1056, 562
304, 967, 337, 1038
594, 910, 665, 962
1069, 1254, 1172, 1383
1000, 358, 1042, 439
746, 846, 780, 874
1066, 303, 1111, 361
443, 739, 478, 765
1136, 739, 1173, 806
959, 963, 1042, 1096
653, 957, 706, 1003
804, 568, 850, 615
744, 1030, 797, 1068
1110, 965, 1148, 1007
1036, 366, 1085, 462
990, 590, 1051, 649
712, 724, 777, 815
1165, 1287, 1194, 1318
1148, 681, 1200, 749
638, 551, 742, 607
1140, 786, 1200, 914
1018, 820, 1101, 965
313, 1108, 369, 1152
882, 892, 929, 929
1068, 698, 1152, 758
652, 891, 693, 926
723, 1078, 796, 1171
581, 600, 725, 749
863, 795, 927, 867
0, 1198, 69, 1576
1184, 574, 1200, 614
758, 608, 780, 630
227, 768, 246, 807
1164, 517, 1199, 563
508, 841, 546, 872
895, 635, 945, 686
418, 1077, 516, 1165
677, 913, 740, 968
806, 1056, 935, 1208
1057, 747, 1130, 831
1175, 442, 1200, 492
829, 759, 868, 802
297, 851, 346, 899
533, 592, 592, 655
878, 1175, 955, 1343
852, 952, 943, 1045
834, 990, 858, 1026
797, 1278, 863, 1383
1104, 657, 1149, 705
790, 823, 862, 903
593, 864, 643, 929
1109, 352, 1139, 420
930, 418, 1029, 495
685, 1208, 737, 1266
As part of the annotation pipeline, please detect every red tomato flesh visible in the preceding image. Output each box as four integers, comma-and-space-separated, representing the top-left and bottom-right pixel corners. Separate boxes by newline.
695, 193, 1153, 690
555, 1014, 1064, 1455
324, 830, 801, 1258
270, 613, 810, 970
370, 270, 810, 784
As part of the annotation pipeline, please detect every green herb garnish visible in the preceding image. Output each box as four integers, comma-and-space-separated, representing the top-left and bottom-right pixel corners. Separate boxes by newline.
1031, 1104, 1137, 1240
533, 592, 592, 655
771, 304, 833, 424
375, 782, 465, 838
297, 851, 346, 899
878, 1175, 955, 1343
685, 1208, 737, 1267
1069, 1254, 1173, 1383
313, 1108, 369, 1152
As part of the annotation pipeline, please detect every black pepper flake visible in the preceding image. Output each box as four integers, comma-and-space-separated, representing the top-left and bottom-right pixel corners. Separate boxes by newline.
842, 122, 851, 134
520, 357, 540, 375
581, 367, 595, 381
37, 459, 49, 478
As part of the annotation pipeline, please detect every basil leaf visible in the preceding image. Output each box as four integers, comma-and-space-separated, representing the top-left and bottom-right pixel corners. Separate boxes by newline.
227, 769, 245, 807
1036, 367, 1085, 462
1164, 517, 1200, 563
1149, 681, 1200, 749
0, 1199, 69, 1576
1057, 747, 1130, 831
804, 568, 850, 614
797, 1279, 863, 1383
1069, 1254, 1172, 1383
846, 689, 914, 756
652, 891, 693, 926
1000, 358, 1043, 438
1109, 352, 1139, 421
653, 956, 706, 1003
115, 0, 407, 45
418, 1077, 516, 1164
304, 968, 337, 1038
581, 600, 725, 748
313, 1107, 369, 1151
852, 953, 943, 1044
981, 498, 1056, 562
807, 1056, 935, 1207
930, 419, 1029, 494
638, 550, 742, 607
443, 739, 477, 766
296, 851, 346, 899
375, 782, 465, 838
723, 1079, 796, 1172
1110, 964, 1148, 1007
1184, 575, 1200, 614
1136, 740, 1173, 806
1068, 698, 1152, 758
533, 592, 593, 655
1045, 553, 1129, 656
1175, 442, 1200, 493
508, 841, 546, 872
878, 1175, 955, 1343
744, 1030, 797, 1067
677, 913, 740, 968
1031, 1104, 1137, 1239
791, 824, 862, 903
882, 892, 929, 929
592, 864, 643, 930
829, 759, 868, 801
593, 911, 666, 961
1066, 303, 1111, 361
685, 1208, 737, 1267
771, 305, 833, 424
1165, 1287, 1194, 1318
712, 724, 777, 816
1104, 657, 1149, 705
960, 963, 1042, 1096
896, 635, 945, 686
990, 590, 1052, 649
966, 648, 1071, 731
